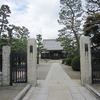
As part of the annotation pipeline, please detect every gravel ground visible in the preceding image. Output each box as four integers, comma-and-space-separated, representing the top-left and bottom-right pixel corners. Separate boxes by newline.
60, 64, 81, 80
60, 63, 81, 85
37, 59, 81, 80
37, 59, 52, 80
0, 83, 26, 100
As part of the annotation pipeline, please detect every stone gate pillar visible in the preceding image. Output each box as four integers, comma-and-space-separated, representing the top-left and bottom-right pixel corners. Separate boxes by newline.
27, 38, 37, 86
2, 46, 11, 86
80, 36, 92, 85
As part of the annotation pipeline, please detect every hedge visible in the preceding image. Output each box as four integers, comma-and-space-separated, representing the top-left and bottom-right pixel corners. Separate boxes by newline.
71, 56, 80, 71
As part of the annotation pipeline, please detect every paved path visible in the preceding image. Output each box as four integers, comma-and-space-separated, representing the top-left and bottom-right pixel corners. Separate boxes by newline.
23, 63, 98, 100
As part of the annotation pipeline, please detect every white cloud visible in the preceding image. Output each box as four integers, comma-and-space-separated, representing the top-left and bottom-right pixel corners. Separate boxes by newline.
0, 0, 62, 39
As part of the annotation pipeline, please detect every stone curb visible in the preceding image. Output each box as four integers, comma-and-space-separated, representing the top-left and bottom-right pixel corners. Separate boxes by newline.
13, 84, 31, 100
85, 84, 100, 100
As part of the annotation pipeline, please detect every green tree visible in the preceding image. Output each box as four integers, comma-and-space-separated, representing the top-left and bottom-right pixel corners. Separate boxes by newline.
57, 27, 78, 59
86, 0, 100, 15
83, 13, 100, 47
0, 24, 29, 52
0, 5, 11, 37
0, 5, 29, 52
10, 25, 29, 52
58, 0, 83, 51
36, 34, 43, 64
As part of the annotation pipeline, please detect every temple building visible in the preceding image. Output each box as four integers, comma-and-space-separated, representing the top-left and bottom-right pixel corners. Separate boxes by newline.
41, 39, 65, 59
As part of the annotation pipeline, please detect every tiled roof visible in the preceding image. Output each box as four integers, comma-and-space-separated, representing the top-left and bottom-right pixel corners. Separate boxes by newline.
43, 39, 63, 50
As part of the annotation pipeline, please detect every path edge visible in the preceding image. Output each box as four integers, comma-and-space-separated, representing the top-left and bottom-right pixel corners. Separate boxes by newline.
85, 84, 100, 100
13, 84, 31, 100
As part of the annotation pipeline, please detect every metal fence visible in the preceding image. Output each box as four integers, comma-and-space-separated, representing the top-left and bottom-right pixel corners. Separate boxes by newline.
91, 50, 100, 84
10, 51, 27, 84
0, 54, 2, 72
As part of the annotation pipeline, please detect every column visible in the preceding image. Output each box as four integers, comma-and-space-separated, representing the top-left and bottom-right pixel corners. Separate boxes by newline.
2, 46, 11, 86
27, 38, 37, 86
80, 35, 92, 85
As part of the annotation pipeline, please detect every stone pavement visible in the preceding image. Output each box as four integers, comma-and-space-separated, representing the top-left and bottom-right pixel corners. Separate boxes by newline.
23, 63, 98, 100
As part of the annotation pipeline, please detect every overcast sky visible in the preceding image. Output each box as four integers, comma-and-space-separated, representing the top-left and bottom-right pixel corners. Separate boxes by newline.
0, 0, 85, 39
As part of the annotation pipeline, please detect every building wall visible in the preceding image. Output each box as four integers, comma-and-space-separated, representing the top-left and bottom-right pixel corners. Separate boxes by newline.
41, 50, 65, 59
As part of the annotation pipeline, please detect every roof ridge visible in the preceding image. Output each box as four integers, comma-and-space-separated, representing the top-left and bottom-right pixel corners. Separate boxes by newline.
43, 39, 56, 41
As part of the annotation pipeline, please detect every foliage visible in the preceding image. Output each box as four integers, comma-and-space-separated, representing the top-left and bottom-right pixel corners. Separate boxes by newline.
12, 26, 29, 52
62, 58, 66, 64
0, 5, 11, 37
83, 13, 100, 47
57, 27, 78, 60
0, 25, 29, 51
58, 0, 83, 50
36, 34, 43, 64
71, 56, 80, 71
0, 5, 30, 52
65, 58, 72, 66
57, 27, 74, 50
86, 0, 100, 15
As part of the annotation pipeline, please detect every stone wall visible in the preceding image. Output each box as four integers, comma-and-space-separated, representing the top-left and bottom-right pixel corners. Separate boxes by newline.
0, 72, 2, 85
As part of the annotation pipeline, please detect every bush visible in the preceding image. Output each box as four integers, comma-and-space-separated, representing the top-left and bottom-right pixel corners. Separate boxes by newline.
62, 58, 66, 64
65, 58, 72, 66
71, 56, 80, 71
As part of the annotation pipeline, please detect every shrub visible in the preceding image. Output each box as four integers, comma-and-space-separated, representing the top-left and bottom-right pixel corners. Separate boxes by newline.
71, 56, 80, 71
65, 58, 72, 66
62, 58, 66, 64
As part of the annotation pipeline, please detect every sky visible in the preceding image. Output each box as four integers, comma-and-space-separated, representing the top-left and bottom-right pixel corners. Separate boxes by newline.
0, 0, 85, 39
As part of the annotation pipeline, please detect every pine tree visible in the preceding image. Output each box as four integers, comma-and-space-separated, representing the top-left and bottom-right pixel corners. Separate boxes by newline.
58, 0, 83, 51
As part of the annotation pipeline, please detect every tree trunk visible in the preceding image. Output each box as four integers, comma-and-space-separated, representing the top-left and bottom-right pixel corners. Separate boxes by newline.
72, 28, 80, 51
37, 52, 39, 64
